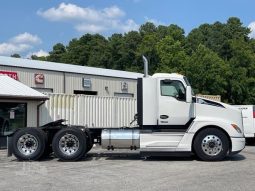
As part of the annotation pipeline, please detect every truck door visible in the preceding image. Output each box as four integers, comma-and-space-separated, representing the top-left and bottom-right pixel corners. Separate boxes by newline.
157, 79, 194, 128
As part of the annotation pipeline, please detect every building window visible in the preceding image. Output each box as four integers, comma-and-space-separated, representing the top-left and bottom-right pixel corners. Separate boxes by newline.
74, 90, 98, 95
114, 92, 134, 98
0, 102, 27, 136
32, 87, 53, 93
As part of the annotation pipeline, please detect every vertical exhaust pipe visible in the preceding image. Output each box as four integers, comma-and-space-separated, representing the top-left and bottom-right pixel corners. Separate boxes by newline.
142, 55, 148, 77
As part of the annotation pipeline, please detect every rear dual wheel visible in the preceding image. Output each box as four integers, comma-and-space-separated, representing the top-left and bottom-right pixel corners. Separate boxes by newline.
52, 127, 88, 161
12, 128, 47, 161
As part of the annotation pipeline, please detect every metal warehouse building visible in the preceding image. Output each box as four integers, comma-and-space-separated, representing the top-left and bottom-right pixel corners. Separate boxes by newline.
0, 56, 143, 97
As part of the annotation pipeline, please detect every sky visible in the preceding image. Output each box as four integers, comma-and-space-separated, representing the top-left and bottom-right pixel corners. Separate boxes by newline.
0, 0, 255, 58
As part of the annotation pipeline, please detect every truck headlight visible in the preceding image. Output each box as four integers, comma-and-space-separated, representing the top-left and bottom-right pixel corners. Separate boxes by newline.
231, 124, 242, 133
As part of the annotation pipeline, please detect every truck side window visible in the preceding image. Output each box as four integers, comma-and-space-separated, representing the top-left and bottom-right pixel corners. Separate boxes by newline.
161, 80, 186, 101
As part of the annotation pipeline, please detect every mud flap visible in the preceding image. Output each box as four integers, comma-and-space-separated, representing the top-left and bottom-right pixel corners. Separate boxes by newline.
7, 136, 13, 157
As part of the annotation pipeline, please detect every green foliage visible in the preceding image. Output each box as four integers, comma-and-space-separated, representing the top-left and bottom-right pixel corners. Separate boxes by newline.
156, 36, 188, 74
186, 45, 229, 100
39, 17, 255, 104
11, 53, 21, 58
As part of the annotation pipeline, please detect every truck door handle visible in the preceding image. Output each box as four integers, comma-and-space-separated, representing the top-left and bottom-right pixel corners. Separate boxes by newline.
160, 115, 169, 119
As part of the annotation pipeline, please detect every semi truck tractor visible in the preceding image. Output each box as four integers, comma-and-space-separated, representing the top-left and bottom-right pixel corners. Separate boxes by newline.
7, 58, 245, 161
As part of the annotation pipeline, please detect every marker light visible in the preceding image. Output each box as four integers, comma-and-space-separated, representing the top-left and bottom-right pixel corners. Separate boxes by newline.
231, 124, 242, 134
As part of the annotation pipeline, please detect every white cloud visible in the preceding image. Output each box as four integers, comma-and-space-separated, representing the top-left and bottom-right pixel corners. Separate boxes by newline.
118, 19, 139, 33
37, 3, 125, 22
248, 22, 255, 38
0, 33, 42, 56
0, 43, 31, 56
76, 19, 139, 34
103, 6, 125, 18
38, 3, 138, 34
26, 49, 49, 58
75, 24, 106, 33
10, 32, 41, 44
145, 17, 165, 26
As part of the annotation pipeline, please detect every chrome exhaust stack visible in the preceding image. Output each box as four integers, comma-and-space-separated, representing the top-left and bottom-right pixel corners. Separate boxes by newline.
142, 55, 148, 77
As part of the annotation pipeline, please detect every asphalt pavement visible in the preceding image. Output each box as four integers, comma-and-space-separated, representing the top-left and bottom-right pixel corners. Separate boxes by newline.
0, 146, 254, 191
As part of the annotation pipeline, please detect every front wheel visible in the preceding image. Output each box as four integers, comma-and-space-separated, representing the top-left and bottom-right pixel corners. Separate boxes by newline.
193, 128, 229, 161
52, 127, 87, 161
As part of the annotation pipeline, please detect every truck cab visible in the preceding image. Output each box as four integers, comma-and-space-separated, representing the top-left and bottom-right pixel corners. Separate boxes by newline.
137, 73, 245, 160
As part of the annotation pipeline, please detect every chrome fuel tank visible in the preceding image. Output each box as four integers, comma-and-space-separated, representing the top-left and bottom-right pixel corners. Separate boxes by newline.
101, 129, 140, 150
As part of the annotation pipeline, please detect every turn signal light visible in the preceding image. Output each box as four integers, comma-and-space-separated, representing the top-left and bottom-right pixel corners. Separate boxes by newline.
231, 124, 242, 134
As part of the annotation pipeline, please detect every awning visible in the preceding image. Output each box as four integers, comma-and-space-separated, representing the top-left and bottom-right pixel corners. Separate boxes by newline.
0, 75, 48, 101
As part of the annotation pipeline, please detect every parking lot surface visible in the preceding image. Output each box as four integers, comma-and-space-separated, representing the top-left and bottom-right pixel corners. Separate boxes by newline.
0, 146, 255, 191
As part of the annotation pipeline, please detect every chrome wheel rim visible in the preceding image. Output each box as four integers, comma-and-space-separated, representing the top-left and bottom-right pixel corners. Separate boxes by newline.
17, 134, 38, 156
201, 135, 222, 156
59, 134, 80, 156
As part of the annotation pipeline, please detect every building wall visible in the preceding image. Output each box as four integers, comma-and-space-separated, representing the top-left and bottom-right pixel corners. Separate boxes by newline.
27, 101, 39, 127
0, 65, 64, 93
65, 73, 137, 97
0, 65, 138, 97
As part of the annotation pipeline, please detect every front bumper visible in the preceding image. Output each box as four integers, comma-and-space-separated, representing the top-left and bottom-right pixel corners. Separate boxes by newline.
230, 137, 245, 154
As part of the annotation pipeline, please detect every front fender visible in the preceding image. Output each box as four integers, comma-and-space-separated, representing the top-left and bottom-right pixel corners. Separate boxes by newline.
188, 117, 243, 138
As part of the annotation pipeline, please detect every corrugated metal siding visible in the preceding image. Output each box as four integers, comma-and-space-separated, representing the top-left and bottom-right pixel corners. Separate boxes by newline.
39, 94, 137, 128
0, 65, 138, 97
65, 73, 137, 97
0, 65, 64, 93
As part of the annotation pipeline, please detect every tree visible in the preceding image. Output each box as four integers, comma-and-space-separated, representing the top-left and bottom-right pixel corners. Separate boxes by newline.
47, 43, 66, 63
156, 35, 189, 74
108, 33, 126, 70
186, 45, 229, 101
42, 17, 255, 104
31, 55, 47, 61
139, 22, 157, 36
11, 53, 21, 58
137, 33, 159, 74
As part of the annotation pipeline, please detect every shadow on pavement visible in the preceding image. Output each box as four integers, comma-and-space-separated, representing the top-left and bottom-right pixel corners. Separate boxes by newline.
8, 151, 246, 162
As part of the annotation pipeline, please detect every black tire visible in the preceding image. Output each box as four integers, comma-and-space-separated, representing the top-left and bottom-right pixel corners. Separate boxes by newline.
193, 128, 229, 161
12, 128, 46, 161
52, 127, 87, 161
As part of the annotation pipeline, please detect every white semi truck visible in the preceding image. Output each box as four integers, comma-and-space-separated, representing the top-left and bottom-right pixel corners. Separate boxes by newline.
7, 57, 245, 161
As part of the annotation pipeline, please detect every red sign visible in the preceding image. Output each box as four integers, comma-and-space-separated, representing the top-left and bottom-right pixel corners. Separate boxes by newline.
35, 73, 44, 84
0, 71, 18, 80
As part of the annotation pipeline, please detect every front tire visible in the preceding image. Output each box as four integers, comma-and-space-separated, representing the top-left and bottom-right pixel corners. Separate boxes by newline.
193, 128, 229, 161
12, 128, 46, 161
52, 127, 87, 161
